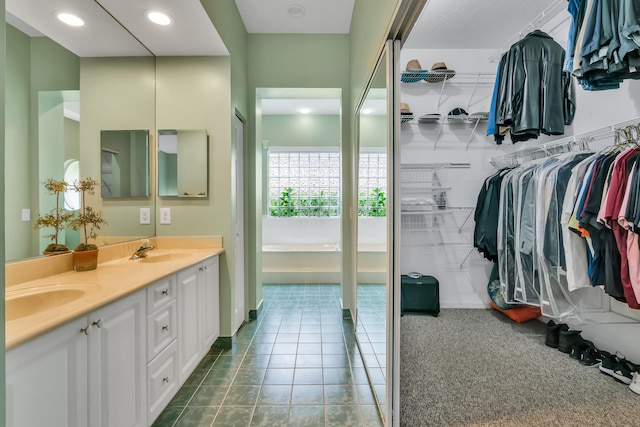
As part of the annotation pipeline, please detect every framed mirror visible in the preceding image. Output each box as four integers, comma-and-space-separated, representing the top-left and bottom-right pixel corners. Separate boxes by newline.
158, 129, 209, 198
100, 130, 150, 199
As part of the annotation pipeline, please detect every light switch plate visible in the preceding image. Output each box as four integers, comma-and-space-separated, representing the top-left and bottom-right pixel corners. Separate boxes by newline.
160, 208, 171, 224
139, 208, 151, 224
21, 209, 30, 221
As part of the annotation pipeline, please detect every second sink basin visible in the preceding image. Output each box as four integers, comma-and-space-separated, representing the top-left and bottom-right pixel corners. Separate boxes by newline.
6, 283, 99, 322
138, 253, 192, 263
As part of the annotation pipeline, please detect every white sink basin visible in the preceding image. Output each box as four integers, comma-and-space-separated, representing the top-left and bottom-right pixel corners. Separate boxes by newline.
6, 283, 100, 321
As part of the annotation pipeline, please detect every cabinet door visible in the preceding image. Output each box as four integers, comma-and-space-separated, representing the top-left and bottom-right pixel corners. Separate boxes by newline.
88, 290, 147, 427
177, 264, 202, 385
201, 256, 220, 351
6, 317, 88, 427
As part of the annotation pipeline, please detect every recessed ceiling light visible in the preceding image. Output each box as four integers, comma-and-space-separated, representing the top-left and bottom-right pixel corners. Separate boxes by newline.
146, 10, 173, 26
288, 4, 306, 18
299, 108, 311, 114
56, 12, 85, 27
362, 108, 374, 115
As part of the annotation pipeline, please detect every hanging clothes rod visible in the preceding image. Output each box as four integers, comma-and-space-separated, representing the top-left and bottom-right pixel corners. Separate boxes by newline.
488, 0, 570, 63
489, 118, 640, 168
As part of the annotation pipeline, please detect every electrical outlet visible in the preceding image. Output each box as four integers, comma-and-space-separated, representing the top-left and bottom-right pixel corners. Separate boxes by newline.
160, 208, 171, 224
21, 209, 30, 221
139, 208, 151, 224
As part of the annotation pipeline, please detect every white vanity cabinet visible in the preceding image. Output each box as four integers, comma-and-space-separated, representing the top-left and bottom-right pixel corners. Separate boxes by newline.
6, 289, 146, 427
6, 317, 89, 427
6, 254, 221, 427
88, 290, 147, 427
176, 256, 220, 385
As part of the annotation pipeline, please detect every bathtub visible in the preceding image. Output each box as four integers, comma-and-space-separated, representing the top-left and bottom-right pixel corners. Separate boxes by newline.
261, 243, 386, 284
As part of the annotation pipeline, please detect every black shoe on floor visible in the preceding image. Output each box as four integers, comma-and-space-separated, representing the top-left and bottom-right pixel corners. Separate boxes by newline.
545, 320, 568, 348
599, 353, 640, 385
578, 346, 604, 367
569, 336, 595, 360
558, 329, 582, 354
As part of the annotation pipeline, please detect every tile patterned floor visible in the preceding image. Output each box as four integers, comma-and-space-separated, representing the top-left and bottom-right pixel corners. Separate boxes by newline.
152, 284, 384, 427
355, 284, 387, 417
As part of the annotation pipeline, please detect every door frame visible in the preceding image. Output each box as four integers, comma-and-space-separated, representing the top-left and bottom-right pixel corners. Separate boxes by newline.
234, 110, 247, 332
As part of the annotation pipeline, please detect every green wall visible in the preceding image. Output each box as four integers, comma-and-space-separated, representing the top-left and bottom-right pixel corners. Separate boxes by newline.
201, 0, 249, 336
155, 56, 237, 338
5, 26, 31, 260
263, 115, 341, 148
5, 26, 80, 260
1, 0, 6, 419
80, 57, 155, 240
360, 115, 387, 148
350, 0, 402, 113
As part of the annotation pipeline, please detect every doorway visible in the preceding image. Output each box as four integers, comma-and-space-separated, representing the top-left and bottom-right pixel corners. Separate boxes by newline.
256, 88, 344, 295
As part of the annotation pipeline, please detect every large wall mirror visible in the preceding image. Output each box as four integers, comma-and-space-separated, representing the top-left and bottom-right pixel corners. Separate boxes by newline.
5, 1, 156, 261
158, 129, 209, 198
356, 47, 390, 422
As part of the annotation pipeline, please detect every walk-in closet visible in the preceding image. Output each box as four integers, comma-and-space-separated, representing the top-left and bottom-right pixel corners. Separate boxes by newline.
396, 1, 640, 425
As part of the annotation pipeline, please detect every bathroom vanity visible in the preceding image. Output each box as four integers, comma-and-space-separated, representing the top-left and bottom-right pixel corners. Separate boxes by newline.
5, 237, 223, 427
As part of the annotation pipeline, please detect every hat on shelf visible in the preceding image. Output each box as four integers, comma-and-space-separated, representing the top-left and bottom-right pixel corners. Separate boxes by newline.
418, 113, 441, 123
400, 103, 414, 123
406, 59, 423, 70
447, 107, 468, 120
425, 61, 456, 83
402, 59, 429, 83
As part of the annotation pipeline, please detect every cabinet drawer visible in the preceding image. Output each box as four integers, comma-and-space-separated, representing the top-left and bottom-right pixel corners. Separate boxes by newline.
147, 276, 176, 313
147, 340, 178, 425
147, 300, 177, 361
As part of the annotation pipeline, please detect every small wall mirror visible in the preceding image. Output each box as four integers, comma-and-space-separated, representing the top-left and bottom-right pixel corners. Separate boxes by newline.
100, 129, 150, 198
158, 129, 209, 198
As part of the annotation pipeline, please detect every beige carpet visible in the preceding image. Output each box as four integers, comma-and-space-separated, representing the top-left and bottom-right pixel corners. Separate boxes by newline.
400, 309, 639, 427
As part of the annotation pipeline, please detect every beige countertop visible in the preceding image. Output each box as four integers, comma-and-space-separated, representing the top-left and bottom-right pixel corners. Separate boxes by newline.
6, 238, 224, 350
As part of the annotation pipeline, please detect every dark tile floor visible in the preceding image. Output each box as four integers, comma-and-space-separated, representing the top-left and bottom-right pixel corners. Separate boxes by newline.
355, 284, 387, 417
152, 284, 384, 427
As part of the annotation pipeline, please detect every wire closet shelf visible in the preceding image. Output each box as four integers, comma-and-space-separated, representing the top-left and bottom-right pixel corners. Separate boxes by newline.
489, 118, 640, 169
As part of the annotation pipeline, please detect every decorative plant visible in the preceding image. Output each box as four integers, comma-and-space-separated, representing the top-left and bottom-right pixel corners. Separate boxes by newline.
358, 188, 387, 217
368, 188, 387, 217
69, 177, 107, 252
33, 178, 75, 253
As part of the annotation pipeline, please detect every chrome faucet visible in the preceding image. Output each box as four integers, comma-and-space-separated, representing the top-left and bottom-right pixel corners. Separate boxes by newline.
130, 240, 155, 259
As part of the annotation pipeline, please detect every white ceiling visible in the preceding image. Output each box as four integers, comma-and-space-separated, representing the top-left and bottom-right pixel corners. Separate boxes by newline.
404, 0, 560, 49
235, 0, 355, 34
6, 0, 227, 57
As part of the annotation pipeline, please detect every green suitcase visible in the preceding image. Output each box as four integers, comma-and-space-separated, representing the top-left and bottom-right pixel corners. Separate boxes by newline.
401, 273, 440, 316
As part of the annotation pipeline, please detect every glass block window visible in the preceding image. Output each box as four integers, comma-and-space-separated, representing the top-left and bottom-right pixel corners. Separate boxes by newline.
358, 151, 387, 217
268, 150, 341, 217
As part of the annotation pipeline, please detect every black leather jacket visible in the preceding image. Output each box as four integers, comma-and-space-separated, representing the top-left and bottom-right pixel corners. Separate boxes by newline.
496, 30, 576, 139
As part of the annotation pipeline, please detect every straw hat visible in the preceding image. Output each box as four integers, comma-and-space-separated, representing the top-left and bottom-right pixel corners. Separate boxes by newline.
406, 59, 423, 71
425, 62, 456, 83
